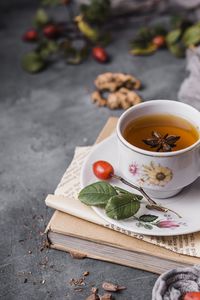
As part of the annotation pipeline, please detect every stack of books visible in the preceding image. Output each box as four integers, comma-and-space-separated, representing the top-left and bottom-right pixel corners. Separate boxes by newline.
45, 118, 200, 274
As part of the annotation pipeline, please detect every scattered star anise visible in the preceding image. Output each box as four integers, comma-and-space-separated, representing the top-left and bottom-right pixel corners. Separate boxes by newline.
143, 131, 180, 152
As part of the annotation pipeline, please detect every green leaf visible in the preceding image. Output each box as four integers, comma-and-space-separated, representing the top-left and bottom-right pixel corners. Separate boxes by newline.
38, 41, 59, 59
138, 27, 153, 41
136, 222, 144, 228
166, 29, 181, 45
114, 186, 143, 201
66, 46, 89, 65
139, 214, 158, 223
182, 25, 200, 47
76, 16, 99, 42
168, 43, 185, 58
152, 25, 167, 37
144, 223, 153, 230
22, 52, 45, 73
78, 181, 117, 206
34, 9, 49, 27
105, 195, 140, 220
80, 0, 111, 24
130, 43, 157, 56
170, 15, 192, 31
98, 32, 112, 47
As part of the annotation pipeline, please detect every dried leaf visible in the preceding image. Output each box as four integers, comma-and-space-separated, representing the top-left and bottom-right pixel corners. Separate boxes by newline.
75, 15, 99, 42
130, 43, 157, 56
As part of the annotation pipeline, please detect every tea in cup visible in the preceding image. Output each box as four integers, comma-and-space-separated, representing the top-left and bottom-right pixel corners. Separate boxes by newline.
117, 100, 200, 198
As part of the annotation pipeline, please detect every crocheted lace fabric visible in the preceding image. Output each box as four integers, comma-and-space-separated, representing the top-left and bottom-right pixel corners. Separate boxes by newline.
152, 265, 200, 300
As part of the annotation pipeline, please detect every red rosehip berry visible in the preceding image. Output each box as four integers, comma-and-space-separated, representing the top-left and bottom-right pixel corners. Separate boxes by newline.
93, 160, 114, 180
92, 47, 108, 63
183, 292, 200, 300
43, 24, 59, 39
22, 29, 38, 42
152, 35, 165, 48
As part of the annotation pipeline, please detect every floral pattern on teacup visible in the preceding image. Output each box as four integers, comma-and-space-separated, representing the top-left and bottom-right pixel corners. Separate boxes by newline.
142, 161, 173, 186
129, 162, 139, 176
129, 161, 173, 187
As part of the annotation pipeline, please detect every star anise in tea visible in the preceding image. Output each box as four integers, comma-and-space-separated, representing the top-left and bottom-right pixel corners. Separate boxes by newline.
143, 131, 180, 152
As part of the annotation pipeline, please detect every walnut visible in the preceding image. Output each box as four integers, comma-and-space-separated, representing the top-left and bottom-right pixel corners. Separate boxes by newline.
94, 72, 141, 92
91, 72, 142, 110
85, 294, 100, 300
100, 293, 112, 300
91, 91, 107, 107
107, 87, 141, 109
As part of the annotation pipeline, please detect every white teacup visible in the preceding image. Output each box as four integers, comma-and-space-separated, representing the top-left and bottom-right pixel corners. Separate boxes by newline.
117, 100, 200, 199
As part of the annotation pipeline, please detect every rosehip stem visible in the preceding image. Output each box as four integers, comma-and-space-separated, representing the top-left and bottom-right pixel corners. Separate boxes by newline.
111, 174, 181, 218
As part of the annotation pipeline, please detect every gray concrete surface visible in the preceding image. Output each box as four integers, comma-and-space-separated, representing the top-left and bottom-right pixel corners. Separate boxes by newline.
0, 2, 186, 300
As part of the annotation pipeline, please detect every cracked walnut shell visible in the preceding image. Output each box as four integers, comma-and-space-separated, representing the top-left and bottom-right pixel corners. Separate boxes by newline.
107, 88, 141, 109
94, 72, 141, 92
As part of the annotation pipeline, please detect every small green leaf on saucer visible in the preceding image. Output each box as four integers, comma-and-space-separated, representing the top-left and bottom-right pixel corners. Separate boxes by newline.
78, 181, 117, 206
139, 214, 158, 223
105, 194, 140, 220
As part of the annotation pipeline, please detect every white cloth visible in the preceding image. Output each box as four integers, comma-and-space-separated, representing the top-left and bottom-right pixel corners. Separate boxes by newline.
178, 46, 200, 110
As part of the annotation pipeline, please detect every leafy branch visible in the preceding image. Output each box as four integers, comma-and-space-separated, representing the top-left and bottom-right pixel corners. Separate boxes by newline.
130, 16, 200, 57
78, 181, 142, 220
22, 0, 111, 73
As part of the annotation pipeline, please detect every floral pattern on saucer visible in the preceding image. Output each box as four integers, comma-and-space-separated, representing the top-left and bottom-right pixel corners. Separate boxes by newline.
135, 214, 187, 230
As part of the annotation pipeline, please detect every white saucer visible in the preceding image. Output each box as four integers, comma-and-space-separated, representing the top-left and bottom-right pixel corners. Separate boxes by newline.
80, 134, 200, 236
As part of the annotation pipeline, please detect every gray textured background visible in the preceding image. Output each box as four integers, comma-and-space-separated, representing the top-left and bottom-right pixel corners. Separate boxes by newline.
0, 1, 187, 299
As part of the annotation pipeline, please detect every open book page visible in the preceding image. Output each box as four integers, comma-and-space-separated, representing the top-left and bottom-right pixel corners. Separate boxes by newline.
46, 146, 200, 258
